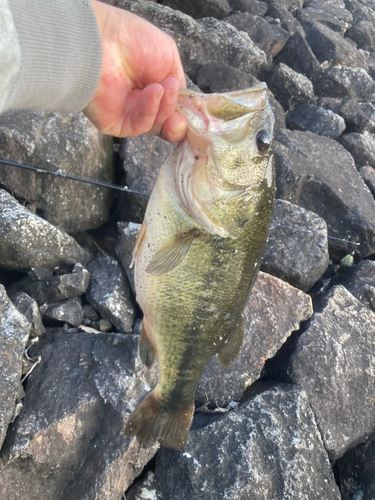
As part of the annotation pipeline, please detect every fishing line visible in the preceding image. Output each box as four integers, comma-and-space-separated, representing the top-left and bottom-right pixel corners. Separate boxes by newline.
274, 223, 361, 246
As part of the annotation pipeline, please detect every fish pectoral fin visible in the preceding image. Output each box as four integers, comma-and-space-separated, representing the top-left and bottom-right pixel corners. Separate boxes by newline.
217, 317, 245, 367
139, 321, 156, 368
146, 228, 199, 276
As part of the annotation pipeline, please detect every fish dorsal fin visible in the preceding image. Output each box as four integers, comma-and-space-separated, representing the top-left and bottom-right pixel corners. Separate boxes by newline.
146, 228, 199, 276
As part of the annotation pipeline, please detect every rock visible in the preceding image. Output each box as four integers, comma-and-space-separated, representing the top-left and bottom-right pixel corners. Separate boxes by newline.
0, 189, 92, 272
276, 30, 322, 84
329, 259, 375, 312
160, 0, 231, 19
0, 331, 158, 499
338, 132, 375, 169
297, 6, 350, 34
305, 21, 367, 69
360, 166, 375, 198
346, 19, 375, 51
367, 51, 375, 79
228, 0, 268, 15
265, 4, 304, 35
335, 434, 375, 500
99, 318, 112, 332
155, 384, 340, 500
0, 111, 114, 233
225, 12, 289, 57
126, 471, 163, 500
0, 285, 31, 450
116, 222, 141, 296
261, 200, 329, 291
85, 256, 136, 333
267, 63, 316, 111
115, 0, 270, 80
343, 0, 375, 26
316, 66, 375, 102
11, 292, 45, 337
286, 103, 346, 139
262, 0, 303, 13
83, 304, 99, 322
318, 98, 375, 133
43, 297, 83, 327
303, 0, 353, 24
274, 128, 375, 260
17, 267, 90, 305
194, 272, 313, 406
266, 285, 375, 460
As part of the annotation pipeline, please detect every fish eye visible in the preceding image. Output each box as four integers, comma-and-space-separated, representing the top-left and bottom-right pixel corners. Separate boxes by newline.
256, 130, 271, 151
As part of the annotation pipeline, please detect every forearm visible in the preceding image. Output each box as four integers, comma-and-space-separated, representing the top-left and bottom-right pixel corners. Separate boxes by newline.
0, 0, 102, 114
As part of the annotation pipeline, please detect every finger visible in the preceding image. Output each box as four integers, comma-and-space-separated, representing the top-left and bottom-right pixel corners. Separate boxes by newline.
147, 77, 180, 137
161, 112, 188, 143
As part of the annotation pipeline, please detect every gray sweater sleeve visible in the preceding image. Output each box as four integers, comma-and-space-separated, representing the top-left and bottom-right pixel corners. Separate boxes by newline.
0, 0, 102, 114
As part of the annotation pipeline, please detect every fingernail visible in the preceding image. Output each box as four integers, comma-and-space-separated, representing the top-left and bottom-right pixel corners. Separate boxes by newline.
168, 86, 179, 104
169, 122, 186, 139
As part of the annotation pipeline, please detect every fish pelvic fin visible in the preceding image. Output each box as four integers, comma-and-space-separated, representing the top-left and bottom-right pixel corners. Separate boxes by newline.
145, 228, 200, 276
217, 317, 245, 367
125, 390, 195, 450
139, 321, 156, 368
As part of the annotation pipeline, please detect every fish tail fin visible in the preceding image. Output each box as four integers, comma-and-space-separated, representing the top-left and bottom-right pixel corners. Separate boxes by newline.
125, 390, 195, 450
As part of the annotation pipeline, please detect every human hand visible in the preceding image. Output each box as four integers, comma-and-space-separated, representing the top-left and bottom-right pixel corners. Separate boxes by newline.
84, 1, 187, 142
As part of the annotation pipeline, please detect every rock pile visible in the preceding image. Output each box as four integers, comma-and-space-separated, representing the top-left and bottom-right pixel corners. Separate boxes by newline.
0, 0, 375, 499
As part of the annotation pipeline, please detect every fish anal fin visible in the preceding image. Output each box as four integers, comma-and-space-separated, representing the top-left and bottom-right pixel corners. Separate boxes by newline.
139, 321, 156, 368
217, 317, 245, 367
125, 389, 195, 450
131, 220, 147, 268
146, 228, 199, 276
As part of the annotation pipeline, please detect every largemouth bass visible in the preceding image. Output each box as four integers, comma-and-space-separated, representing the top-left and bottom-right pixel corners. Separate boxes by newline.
125, 83, 275, 450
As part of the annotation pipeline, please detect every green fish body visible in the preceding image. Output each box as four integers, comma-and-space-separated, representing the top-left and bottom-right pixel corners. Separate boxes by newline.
125, 84, 275, 450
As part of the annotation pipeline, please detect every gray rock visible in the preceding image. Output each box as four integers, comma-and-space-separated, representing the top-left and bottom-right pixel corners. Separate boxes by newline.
0, 285, 31, 450
305, 21, 367, 69
225, 12, 289, 57
275, 129, 375, 259
20, 268, 90, 305
265, 4, 304, 35
343, 0, 375, 25
155, 384, 340, 500
115, 0, 270, 80
276, 30, 322, 84
0, 189, 92, 272
367, 50, 375, 79
360, 165, 375, 198
338, 132, 375, 169
161, 0, 231, 19
346, 19, 375, 51
228, 0, 268, 15
304, 0, 353, 24
86, 256, 136, 333
267, 63, 316, 111
286, 103, 346, 138
267, 285, 375, 460
0, 111, 114, 233
0, 332, 158, 500
262, 199, 329, 291
43, 297, 83, 327
297, 6, 350, 34
318, 98, 375, 133
195, 272, 313, 406
316, 66, 375, 102
262, 0, 303, 13
126, 471, 163, 500
335, 434, 375, 500
329, 259, 375, 312
11, 292, 45, 337
116, 222, 141, 297
83, 303, 98, 322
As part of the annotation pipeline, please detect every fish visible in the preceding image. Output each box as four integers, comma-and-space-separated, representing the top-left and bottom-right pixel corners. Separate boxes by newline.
125, 83, 275, 450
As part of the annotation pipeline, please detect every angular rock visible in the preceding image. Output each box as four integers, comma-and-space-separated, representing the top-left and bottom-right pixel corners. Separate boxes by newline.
304, 0, 353, 24
0, 332, 158, 499
11, 292, 45, 337
262, 0, 303, 13
43, 297, 83, 327
0, 189, 91, 272
261, 200, 329, 291
115, 0, 270, 80
276, 30, 322, 84
225, 12, 289, 57
318, 98, 375, 133
335, 435, 375, 500
267, 63, 316, 111
360, 166, 375, 198
265, 3, 304, 34
228, 0, 268, 15
83, 304, 99, 322
316, 66, 375, 102
346, 19, 375, 51
297, 6, 350, 34
126, 471, 163, 500
195, 272, 313, 406
156, 384, 340, 500
338, 132, 375, 169
0, 111, 114, 233
329, 259, 375, 312
161, 0, 231, 19
367, 50, 375, 79
116, 222, 141, 296
86, 256, 136, 333
343, 0, 375, 25
0, 285, 31, 450
286, 103, 346, 139
275, 129, 375, 259
266, 285, 375, 460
